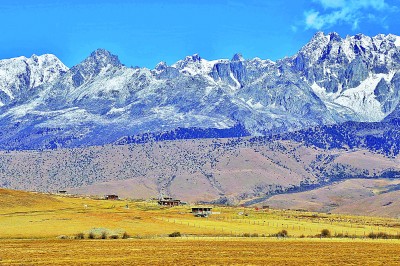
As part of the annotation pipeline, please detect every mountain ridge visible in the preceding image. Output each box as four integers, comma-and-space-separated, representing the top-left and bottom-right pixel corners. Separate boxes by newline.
0, 32, 399, 150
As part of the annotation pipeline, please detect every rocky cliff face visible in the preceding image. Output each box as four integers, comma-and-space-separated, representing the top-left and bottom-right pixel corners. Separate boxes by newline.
0, 32, 400, 149
288, 32, 400, 121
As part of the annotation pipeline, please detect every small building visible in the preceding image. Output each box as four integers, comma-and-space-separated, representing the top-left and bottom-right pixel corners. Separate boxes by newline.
158, 198, 181, 207
105, 194, 119, 200
192, 207, 212, 217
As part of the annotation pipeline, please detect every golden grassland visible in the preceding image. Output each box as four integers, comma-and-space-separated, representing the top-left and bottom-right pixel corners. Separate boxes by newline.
0, 238, 399, 265
1, 188, 400, 265
1, 188, 399, 239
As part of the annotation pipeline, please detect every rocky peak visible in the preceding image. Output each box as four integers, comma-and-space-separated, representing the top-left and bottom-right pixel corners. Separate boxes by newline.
155, 61, 167, 71
171, 54, 213, 76
231, 53, 244, 62
354, 33, 367, 40
175, 54, 202, 67
328, 32, 341, 42
70, 49, 122, 87
86, 49, 121, 68
310, 31, 327, 42
187, 53, 201, 62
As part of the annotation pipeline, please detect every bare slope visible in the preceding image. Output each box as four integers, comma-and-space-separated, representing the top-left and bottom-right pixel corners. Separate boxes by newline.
262, 178, 400, 217
0, 138, 399, 207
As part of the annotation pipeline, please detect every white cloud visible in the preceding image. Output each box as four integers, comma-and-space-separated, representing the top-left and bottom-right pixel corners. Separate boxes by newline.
305, 0, 391, 30
317, 0, 347, 9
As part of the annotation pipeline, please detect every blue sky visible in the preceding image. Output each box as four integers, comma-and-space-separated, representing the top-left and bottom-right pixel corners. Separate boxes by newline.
1, 0, 399, 68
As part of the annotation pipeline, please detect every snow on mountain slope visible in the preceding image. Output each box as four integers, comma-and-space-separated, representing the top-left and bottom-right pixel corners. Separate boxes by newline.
395, 35, 400, 47
290, 32, 400, 121
0, 48, 334, 149
0, 32, 400, 149
311, 72, 396, 121
0, 54, 68, 106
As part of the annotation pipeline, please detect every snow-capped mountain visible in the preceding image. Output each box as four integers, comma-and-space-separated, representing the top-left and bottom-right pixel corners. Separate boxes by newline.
288, 32, 400, 121
0, 54, 67, 106
1, 32, 400, 149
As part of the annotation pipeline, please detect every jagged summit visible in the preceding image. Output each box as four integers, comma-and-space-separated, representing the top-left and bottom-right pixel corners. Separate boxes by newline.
231, 53, 244, 61
328, 32, 341, 41
85, 48, 122, 67
186, 53, 201, 62
173, 54, 202, 67
155, 61, 167, 71
310, 31, 326, 40
68, 49, 122, 87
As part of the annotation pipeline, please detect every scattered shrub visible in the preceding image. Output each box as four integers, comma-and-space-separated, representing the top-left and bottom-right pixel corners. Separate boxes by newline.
122, 232, 130, 239
251, 233, 259, 237
109, 234, 119, 239
299, 234, 305, 238
88, 232, 95, 239
76, 233, 85, 239
168, 231, 181, 237
242, 233, 251, 237
276, 230, 288, 237
368, 232, 392, 239
101, 231, 107, 239
321, 229, 331, 238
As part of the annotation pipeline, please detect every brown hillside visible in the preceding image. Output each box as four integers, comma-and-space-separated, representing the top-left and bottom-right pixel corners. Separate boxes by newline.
0, 138, 399, 208
261, 178, 400, 217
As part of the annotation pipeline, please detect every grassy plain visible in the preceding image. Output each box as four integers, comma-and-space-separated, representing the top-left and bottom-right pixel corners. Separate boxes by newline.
1, 238, 400, 265
1, 188, 400, 265
1, 188, 400, 239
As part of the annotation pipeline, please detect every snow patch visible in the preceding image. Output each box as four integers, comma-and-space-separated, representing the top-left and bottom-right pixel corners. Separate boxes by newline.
311, 71, 395, 122
312, 73, 393, 122
246, 98, 264, 109
395, 36, 400, 47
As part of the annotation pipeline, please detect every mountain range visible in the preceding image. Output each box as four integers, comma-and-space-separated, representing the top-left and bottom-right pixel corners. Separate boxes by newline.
1, 32, 400, 149
1, 32, 400, 216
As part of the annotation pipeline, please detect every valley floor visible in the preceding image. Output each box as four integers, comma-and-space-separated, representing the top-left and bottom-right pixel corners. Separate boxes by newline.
1, 189, 400, 265
1, 238, 399, 265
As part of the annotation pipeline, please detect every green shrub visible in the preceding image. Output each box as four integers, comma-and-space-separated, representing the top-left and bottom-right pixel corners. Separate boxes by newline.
88, 232, 95, 239
101, 231, 107, 239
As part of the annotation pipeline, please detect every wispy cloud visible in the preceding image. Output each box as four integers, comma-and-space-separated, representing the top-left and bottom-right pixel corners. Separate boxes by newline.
304, 0, 392, 30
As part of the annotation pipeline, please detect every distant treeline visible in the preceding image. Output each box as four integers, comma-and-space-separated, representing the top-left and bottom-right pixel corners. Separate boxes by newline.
115, 123, 250, 145
275, 118, 400, 156
114, 119, 400, 157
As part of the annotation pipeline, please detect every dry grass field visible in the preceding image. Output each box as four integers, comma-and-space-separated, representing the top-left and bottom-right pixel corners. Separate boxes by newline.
1, 238, 400, 265
1, 188, 400, 265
